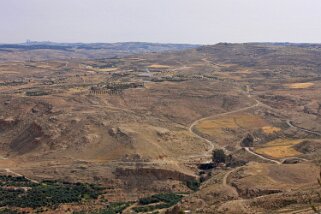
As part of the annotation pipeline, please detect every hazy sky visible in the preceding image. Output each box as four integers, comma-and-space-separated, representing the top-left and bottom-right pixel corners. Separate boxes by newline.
1, 0, 321, 44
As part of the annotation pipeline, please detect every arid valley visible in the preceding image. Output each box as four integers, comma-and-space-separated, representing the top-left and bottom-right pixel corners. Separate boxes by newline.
0, 42, 321, 213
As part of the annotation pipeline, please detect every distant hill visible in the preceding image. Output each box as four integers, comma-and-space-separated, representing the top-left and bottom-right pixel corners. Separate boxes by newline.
0, 42, 199, 62
196, 42, 321, 68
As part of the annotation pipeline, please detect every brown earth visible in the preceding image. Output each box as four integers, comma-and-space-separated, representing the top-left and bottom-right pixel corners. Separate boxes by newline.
1, 43, 321, 213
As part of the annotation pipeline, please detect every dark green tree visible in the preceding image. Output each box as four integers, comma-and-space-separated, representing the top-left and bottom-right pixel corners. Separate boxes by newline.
212, 149, 226, 163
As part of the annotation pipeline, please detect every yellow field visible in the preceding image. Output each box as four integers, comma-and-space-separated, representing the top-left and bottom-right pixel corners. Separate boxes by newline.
86, 65, 118, 72
196, 113, 268, 137
95, 68, 118, 72
255, 139, 302, 158
287, 82, 314, 89
36, 65, 52, 68
148, 64, 170, 68
68, 87, 87, 94
261, 126, 281, 134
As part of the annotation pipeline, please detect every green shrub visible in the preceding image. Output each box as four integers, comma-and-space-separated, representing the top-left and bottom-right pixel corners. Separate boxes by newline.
0, 208, 18, 214
0, 176, 104, 208
139, 196, 160, 205
97, 202, 132, 214
186, 180, 200, 191
134, 193, 183, 213
212, 149, 226, 163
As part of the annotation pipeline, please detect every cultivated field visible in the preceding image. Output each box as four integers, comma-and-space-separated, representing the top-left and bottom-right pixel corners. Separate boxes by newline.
255, 139, 302, 158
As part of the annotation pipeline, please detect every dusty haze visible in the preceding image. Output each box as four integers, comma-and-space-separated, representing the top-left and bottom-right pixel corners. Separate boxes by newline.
1, 0, 321, 44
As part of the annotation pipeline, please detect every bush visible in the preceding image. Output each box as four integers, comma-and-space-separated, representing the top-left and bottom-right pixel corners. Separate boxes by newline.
134, 193, 183, 213
198, 162, 215, 170
225, 155, 247, 168
98, 202, 132, 214
212, 149, 226, 163
186, 180, 200, 191
0, 208, 18, 214
139, 197, 160, 205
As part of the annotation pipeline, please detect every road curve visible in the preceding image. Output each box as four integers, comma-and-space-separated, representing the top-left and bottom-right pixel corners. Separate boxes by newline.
223, 166, 244, 186
286, 120, 321, 136
187, 85, 286, 165
244, 147, 281, 164
188, 99, 261, 158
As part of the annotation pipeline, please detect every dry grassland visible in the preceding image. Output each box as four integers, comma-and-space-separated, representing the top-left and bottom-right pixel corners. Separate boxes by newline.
196, 113, 268, 137
261, 126, 281, 134
95, 68, 118, 72
148, 64, 170, 68
255, 139, 302, 158
287, 82, 314, 89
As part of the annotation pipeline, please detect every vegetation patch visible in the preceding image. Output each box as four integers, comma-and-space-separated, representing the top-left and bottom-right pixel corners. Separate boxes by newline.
0, 175, 104, 209
25, 90, 50, 96
186, 180, 200, 191
134, 193, 183, 213
212, 149, 226, 164
96, 202, 132, 214
0, 208, 18, 214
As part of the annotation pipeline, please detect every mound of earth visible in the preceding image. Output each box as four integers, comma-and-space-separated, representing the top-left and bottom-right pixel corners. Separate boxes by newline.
230, 162, 319, 198
10, 122, 44, 155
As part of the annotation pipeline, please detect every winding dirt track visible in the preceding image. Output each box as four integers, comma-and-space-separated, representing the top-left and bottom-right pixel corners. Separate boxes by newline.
2, 82, 321, 188
187, 99, 260, 159
286, 120, 321, 136
187, 83, 272, 161
186, 85, 317, 190
187, 97, 283, 165
187, 83, 321, 164
223, 167, 244, 187
244, 147, 281, 164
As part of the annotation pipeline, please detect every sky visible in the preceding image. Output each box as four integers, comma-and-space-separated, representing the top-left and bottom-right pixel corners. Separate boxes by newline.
1, 0, 321, 44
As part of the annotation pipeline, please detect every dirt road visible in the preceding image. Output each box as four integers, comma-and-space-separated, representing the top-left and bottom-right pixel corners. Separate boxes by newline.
188, 99, 260, 159
223, 167, 243, 186
4, 168, 39, 183
244, 147, 281, 164
286, 120, 321, 136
